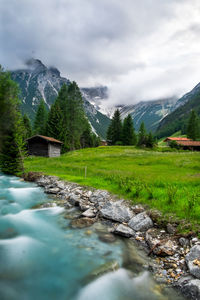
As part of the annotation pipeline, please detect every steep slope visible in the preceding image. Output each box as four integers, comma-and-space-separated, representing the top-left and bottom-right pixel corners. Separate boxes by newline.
156, 83, 200, 138
11, 59, 110, 138
119, 97, 178, 132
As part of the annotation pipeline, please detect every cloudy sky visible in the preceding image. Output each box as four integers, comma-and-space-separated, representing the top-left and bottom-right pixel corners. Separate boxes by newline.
1, 0, 200, 106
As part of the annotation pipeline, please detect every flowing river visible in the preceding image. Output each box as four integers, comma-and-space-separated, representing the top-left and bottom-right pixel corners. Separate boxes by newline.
0, 174, 184, 300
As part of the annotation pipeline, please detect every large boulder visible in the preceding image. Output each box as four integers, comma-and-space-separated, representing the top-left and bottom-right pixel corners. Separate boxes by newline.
178, 276, 200, 300
146, 228, 178, 256
128, 212, 153, 232
186, 245, 200, 279
89, 190, 111, 208
112, 224, 135, 238
99, 200, 134, 223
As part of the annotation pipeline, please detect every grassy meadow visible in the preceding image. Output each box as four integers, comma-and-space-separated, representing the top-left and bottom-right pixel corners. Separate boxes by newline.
25, 146, 200, 231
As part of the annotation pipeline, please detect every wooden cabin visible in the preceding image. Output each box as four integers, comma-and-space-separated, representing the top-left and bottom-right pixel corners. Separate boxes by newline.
163, 137, 191, 146
175, 140, 200, 151
100, 140, 108, 146
163, 137, 200, 151
27, 135, 63, 157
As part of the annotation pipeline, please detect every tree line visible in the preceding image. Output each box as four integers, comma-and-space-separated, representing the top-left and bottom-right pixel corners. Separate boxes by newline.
187, 109, 200, 140
30, 82, 100, 151
106, 109, 155, 148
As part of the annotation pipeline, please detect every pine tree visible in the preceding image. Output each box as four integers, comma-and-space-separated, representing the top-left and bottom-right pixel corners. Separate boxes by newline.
46, 99, 62, 139
23, 114, 32, 139
137, 122, 147, 146
106, 109, 122, 145
187, 110, 200, 140
0, 66, 25, 175
146, 132, 154, 148
33, 99, 48, 135
122, 114, 137, 145
64, 82, 86, 150
49, 82, 94, 152
80, 121, 94, 148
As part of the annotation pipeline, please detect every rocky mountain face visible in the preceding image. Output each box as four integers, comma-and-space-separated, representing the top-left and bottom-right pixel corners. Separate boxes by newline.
118, 98, 178, 132
156, 83, 200, 138
81, 87, 180, 133
11, 59, 110, 138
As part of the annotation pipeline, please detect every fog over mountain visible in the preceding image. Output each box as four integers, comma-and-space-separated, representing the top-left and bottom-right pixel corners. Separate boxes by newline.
1, 0, 200, 108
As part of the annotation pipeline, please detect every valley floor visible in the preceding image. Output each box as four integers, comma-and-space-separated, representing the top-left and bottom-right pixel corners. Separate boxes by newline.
25, 146, 200, 233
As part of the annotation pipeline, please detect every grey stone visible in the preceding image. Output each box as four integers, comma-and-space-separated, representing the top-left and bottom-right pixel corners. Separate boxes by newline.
128, 212, 153, 232
45, 187, 60, 194
56, 181, 66, 189
179, 237, 190, 247
82, 208, 96, 218
79, 199, 91, 211
112, 224, 135, 238
68, 193, 80, 206
99, 200, 134, 223
89, 190, 110, 204
192, 238, 198, 244
186, 245, 200, 279
178, 277, 200, 300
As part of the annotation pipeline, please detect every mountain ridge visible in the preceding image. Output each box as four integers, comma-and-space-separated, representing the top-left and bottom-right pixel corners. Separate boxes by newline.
156, 82, 200, 138
10, 59, 110, 139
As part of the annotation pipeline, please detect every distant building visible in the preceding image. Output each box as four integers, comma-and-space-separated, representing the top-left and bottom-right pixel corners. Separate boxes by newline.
100, 140, 108, 146
175, 140, 200, 151
164, 137, 200, 150
163, 137, 191, 146
27, 135, 63, 157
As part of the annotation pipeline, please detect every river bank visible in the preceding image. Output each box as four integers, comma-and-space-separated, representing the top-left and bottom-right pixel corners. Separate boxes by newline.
25, 172, 200, 300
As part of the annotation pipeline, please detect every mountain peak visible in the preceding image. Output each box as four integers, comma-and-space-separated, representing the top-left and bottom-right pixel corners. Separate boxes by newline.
25, 58, 46, 72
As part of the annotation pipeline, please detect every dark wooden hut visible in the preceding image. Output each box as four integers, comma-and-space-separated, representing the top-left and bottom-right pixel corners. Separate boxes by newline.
27, 135, 63, 157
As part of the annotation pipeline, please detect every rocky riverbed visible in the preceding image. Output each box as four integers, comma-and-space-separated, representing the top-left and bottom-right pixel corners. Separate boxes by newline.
26, 172, 200, 300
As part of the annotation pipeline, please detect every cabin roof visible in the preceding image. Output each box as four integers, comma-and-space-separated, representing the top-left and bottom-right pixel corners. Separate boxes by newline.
27, 135, 63, 144
176, 140, 200, 146
163, 137, 191, 142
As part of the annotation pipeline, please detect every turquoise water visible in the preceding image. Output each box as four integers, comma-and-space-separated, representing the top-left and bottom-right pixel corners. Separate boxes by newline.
0, 174, 183, 300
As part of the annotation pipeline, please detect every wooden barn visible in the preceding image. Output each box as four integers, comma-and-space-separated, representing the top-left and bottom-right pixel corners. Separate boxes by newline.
27, 135, 63, 157
163, 137, 191, 146
175, 140, 200, 151
100, 140, 108, 146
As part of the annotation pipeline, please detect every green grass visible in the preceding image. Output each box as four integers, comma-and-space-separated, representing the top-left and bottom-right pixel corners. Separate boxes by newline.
24, 146, 200, 230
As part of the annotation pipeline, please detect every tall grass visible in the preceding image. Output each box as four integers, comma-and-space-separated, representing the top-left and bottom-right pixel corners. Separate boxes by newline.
24, 146, 200, 226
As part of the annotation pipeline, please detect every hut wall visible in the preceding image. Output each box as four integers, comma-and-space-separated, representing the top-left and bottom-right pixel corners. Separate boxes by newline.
48, 143, 61, 157
28, 140, 48, 157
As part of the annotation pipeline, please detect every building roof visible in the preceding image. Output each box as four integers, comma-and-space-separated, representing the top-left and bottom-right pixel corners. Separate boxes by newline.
176, 140, 200, 146
163, 137, 191, 142
27, 135, 63, 144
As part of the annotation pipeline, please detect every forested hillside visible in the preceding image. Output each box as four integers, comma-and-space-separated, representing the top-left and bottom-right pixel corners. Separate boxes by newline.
156, 84, 200, 138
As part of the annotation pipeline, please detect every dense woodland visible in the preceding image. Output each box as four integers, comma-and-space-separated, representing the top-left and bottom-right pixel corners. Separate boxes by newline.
32, 82, 100, 151
156, 92, 200, 139
107, 109, 155, 148
0, 68, 99, 174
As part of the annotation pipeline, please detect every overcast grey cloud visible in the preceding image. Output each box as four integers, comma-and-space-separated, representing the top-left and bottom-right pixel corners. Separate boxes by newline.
1, 0, 200, 106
